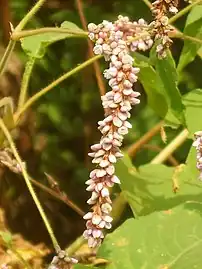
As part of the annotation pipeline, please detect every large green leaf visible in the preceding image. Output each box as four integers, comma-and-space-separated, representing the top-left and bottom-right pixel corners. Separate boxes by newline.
21, 21, 85, 58
183, 88, 202, 137
98, 202, 202, 269
74, 265, 96, 269
178, 5, 202, 73
133, 52, 168, 118
134, 51, 184, 126
153, 51, 185, 124
117, 153, 202, 216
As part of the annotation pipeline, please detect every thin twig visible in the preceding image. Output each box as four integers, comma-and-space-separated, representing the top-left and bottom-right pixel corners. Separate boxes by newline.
175, 32, 202, 46
141, 0, 152, 8
75, 0, 106, 97
15, 0, 46, 32
0, 119, 60, 252
11, 27, 88, 41
151, 129, 189, 164
127, 121, 163, 157
143, 144, 179, 166
14, 55, 103, 122
66, 235, 86, 256
44, 173, 85, 216
0, 40, 16, 77
10, 246, 33, 269
0, 0, 46, 77
169, 0, 202, 24
29, 175, 85, 216
17, 57, 36, 109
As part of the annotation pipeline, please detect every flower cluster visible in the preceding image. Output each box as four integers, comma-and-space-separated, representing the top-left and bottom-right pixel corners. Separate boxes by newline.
88, 15, 153, 61
48, 250, 78, 269
151, 0, 178, 58
193, 131, 202, 180
83, 15, 148, 248
0, 148, 25, 174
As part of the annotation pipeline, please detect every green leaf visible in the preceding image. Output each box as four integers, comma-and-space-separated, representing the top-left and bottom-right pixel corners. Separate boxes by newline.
153, 51, 185, 124
133, 52, 168, 118
179, 145, 199, 181
21, 21, 85, 58
183, 88, 202, 137
0, 231, 12, 245
98, 202, 202, 269
117, 154, 202, 216
178, 5, 202, 72
134, 51, 184, 127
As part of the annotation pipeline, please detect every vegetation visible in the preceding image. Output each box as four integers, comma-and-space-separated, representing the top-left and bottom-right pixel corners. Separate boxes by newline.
0, 0, 202, 268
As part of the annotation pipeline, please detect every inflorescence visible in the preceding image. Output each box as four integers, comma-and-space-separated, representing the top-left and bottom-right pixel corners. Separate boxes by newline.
151, 0, 178, 57
83, 0, 178, 249
193, 131, 202, 180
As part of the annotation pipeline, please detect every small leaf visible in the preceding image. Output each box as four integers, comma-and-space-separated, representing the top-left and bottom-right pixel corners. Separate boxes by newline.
183, 88, 202, 137
98, 202, 202, 269
133, 52, 168, 118
178, 5, 202, 72
153, 50, 185, 124
21, 21, 85, 58
0, 231, 12, 245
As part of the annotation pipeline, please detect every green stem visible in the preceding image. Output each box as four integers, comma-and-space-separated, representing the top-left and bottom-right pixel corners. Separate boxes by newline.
66, 236, 86, 256
0, 0, 46, 78
10, 246, 33, 269
15, 0, 46, 32
151, 129, 189, 164
18, 57, 36, 109
111, 192, 127, 224
12, 27, 88, 41
0, 119, 60, 252
0, 40, 16, 77
169, 0, 202, 24
175, 32, 202, 46
141, 0, 152, 8
28, 175, 85, 216
14, 55, 102, 122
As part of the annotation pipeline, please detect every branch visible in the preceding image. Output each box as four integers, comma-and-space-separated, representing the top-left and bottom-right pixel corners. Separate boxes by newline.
0, 0, 46, 77
75, 0, 106, 97
0, 119, 60, 252
11, 27, 88, 41
14, 55, 102, 122
151, 129, 189, 164
127, 121, 163, 157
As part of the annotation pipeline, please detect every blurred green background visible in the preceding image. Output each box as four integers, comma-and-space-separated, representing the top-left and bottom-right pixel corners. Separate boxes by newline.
0, 0, 201, 258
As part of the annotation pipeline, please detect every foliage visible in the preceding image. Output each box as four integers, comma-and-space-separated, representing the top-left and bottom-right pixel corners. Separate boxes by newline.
0, 0, 202, 268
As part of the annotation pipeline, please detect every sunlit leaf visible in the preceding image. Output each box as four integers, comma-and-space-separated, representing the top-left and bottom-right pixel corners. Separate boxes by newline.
0, 231, 12, 245
116, 154, 202, 216
178, 5, 202, 72
134, 52, 168, 118
183, 88, 202, 137
98, 202, 202, 269
21, 21, 85, 58
153, 51, 185, 124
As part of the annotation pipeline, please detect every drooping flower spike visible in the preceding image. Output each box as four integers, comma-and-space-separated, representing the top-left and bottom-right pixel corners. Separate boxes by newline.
83, 15, 153, 248
83, 1, 179, 248
151, 0, 178, 58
